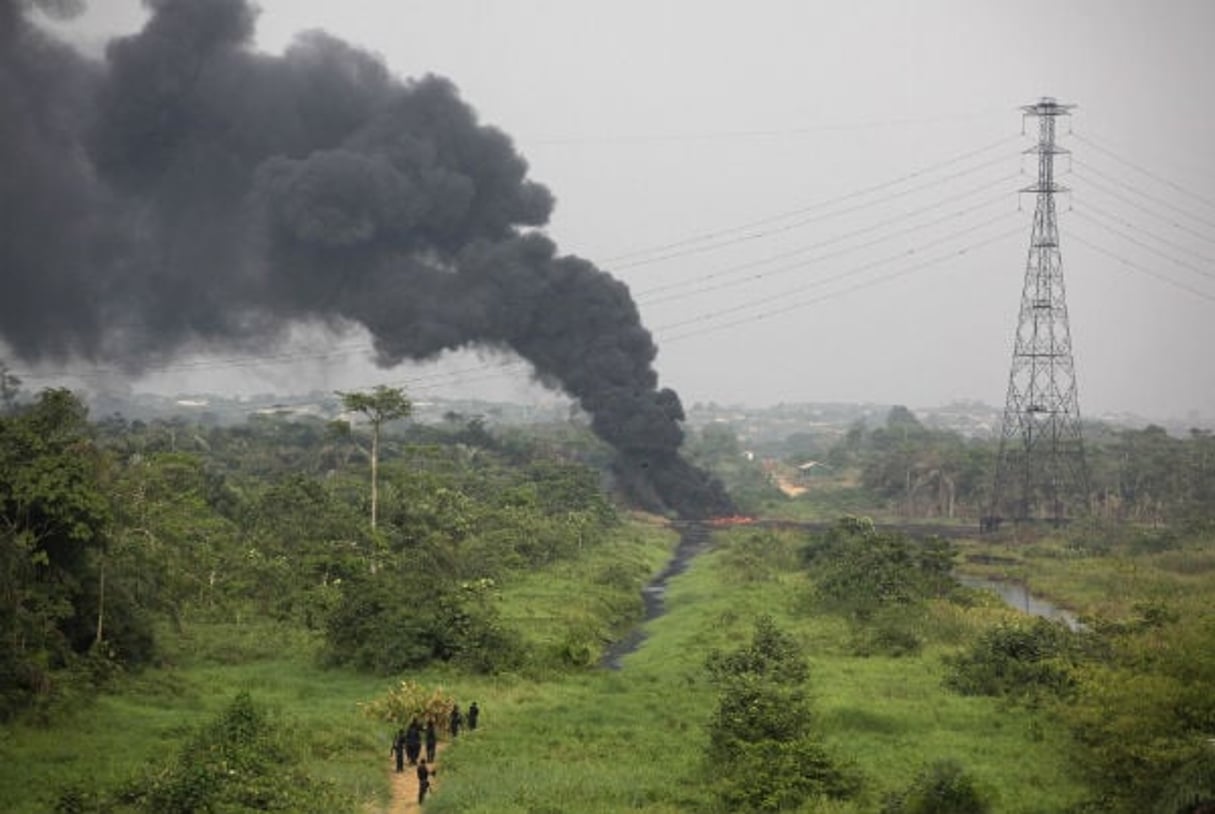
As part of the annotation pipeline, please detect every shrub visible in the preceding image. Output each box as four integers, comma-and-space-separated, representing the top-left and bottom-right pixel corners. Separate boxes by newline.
361, 679, 455, 730
61, 692, 352, 813
881, 760, 993, 814
804, 521, 957, 620
712, 735, 861, 812
718, 530, 800, 584
704, 616, 860, 810
944, 618, 1078, 700
850, 606, 925, 657
1061, 612, 1215, 811
324, 567, 523, 674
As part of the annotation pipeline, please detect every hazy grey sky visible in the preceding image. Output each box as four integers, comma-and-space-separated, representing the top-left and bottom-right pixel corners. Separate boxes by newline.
29, 1, 1215, 421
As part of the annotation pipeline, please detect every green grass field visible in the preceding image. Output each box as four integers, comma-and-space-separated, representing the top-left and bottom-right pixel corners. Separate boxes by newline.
953, 528, 1215, 619
0, 518, 1109, 813
0, 633, 394, 813
412, 533, 1090, 813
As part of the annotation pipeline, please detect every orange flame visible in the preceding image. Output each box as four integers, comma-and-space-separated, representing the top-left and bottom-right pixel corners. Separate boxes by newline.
708, 515, 756, 527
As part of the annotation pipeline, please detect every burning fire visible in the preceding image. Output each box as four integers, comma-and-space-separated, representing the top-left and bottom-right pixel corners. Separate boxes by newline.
708, 515, 756, 527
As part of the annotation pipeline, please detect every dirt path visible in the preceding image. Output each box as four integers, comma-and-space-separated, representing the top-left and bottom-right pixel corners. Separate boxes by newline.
384, 745, 445, 814
773, 472, 807, 497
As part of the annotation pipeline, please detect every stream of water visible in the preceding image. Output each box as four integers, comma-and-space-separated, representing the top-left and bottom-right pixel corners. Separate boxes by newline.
599, 522, 712, 670
599, 525, 1084, 670
954, 573, 1082, 630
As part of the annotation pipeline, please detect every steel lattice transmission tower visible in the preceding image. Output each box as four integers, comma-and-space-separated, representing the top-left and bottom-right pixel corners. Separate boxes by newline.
987, 97, 1090, 529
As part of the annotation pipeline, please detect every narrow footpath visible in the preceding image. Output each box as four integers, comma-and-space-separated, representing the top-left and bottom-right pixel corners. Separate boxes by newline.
384, 744, 444, 814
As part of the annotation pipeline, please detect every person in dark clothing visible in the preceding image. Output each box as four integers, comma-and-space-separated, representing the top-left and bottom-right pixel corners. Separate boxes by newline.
417, 759, 435, 804
425, 720, 437, 763
449, 705, 463, 738
467, 701, 480, 731
404, 719, 423, 766
390, 728, 406, 773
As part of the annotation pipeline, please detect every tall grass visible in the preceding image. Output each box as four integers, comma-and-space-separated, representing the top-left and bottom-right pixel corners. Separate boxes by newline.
496, 519, 678, 669
955, 529, 1215, 619
0, 520, 678, 813
0, 625, 392, 813
1, 517, 1099, 812
412, 530, 1089, 813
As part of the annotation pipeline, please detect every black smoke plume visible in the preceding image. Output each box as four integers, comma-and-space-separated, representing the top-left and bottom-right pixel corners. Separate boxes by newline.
0, 0, 733, 518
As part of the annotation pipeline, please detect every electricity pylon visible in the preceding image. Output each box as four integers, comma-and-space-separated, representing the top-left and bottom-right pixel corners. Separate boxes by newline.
986, 97, 1089, 530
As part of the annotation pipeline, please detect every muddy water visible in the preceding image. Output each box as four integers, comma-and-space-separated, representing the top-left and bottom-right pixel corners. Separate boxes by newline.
597, 526, 1084, 670
599, 522, 712, 670
955, 573, 1082, 630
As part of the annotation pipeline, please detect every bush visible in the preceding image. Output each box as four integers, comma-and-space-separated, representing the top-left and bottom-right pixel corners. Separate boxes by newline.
360, 680, 455, 730
59, 692, 352, 813
704, 617, 860, 810
1127, 527, 1183, 556
1152, 745, 1215, 814
804, 521, 957, 620
850, 606, 925, 658
1061, 611, 1215, 812
881, 760, 993, 814
718, 530, 800, 584
711, 735, 862, 812
944, 618, 1078, 700
324, 568, 523, 674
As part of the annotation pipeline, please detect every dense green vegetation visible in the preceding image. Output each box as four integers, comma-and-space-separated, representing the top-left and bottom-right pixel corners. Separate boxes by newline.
2, 385, 1214, 812
950, 531, 1215, 813
709, 402, 1215, 529
703, 616, 860, 810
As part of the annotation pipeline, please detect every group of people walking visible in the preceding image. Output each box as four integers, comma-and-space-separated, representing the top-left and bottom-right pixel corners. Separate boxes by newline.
390, 701, 480, 804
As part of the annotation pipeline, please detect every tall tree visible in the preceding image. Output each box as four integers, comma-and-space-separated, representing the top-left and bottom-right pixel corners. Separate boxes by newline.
0, 361, 20, 415
0, 389, 111, 715
336, 386, 412, 530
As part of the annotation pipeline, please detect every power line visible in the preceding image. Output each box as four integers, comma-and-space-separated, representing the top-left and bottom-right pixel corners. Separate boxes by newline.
10, 215, 1023, 394
636, 173, 1018, 301
660, 225, 1024, 343
11, 160, 1026, 390
1073, 158, 1215, 234
1068, 230, 1215, 303
655, 211, 1019, 335
643, 190, 1016, 307
611, 148, 1018, 272
656, 209, 1019, 332
1072, 132, 1215, 213
1070, 170, 1215, 246
1071, 203, 1215, 278
528, 107, 1011, 148
602, 134, 1020, 265
348, 208, 1019, 380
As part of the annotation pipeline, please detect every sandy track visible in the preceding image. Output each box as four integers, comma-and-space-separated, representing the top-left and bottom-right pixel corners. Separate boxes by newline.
383, 744, 444, 814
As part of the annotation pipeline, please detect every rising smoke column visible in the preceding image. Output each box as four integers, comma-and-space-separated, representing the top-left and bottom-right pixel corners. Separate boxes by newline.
0, 0, 733, 517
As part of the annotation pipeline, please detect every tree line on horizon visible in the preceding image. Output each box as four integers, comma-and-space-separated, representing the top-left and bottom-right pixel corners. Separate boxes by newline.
731, 403, 1215, 530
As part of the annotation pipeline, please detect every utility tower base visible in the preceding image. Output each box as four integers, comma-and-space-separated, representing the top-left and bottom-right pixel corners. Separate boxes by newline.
987, 98, 1090, 528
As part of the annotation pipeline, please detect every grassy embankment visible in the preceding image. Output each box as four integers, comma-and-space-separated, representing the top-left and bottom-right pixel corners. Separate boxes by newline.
424, 524, 1088, 813
952, 522, 1215, 620
0, 518, 676, 813
0, 625, 391, 813
0, 514, 1112, 813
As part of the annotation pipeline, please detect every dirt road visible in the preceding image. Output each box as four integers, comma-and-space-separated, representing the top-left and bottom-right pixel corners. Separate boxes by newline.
383, 746, 443, 814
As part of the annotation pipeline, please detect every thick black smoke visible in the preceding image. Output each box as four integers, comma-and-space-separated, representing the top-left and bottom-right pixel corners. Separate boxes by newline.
0, 0, 733, 518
